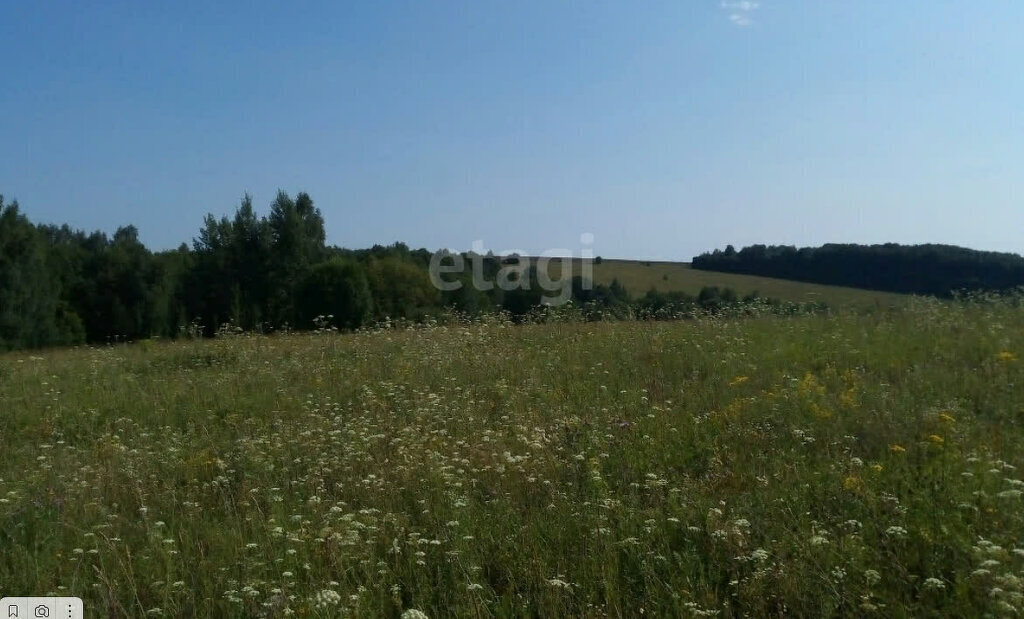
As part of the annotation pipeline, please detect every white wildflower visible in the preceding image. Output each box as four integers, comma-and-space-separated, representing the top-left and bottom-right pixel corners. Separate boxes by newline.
922, 577, 945, 590
313, 589, 341, 608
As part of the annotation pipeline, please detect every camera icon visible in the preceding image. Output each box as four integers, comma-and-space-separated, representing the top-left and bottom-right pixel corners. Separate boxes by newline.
33, 607, 48, 618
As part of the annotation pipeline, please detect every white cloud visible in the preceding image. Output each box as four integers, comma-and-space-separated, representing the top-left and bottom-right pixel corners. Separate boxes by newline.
721, 1, 759, 27
729, 12, 752, 26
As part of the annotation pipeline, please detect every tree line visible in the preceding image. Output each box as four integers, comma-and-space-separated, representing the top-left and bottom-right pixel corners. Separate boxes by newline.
692, 243, 1024, 297
2, 191, 778, 351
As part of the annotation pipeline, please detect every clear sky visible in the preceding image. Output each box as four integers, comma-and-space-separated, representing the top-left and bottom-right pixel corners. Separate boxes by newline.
2, 1, 1022, 260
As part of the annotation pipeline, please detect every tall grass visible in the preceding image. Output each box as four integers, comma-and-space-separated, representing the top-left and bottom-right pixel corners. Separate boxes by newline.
1, 298, 1022, 616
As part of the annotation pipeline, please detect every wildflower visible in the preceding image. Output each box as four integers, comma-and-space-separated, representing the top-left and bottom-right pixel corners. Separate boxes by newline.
994, 573, 1023, 590
870, 464, 883, 473
885, 526, 908, 539
938, 412, 956, 424
927, 434, 944, 445
313, 589, 342, 608
729, 376, 749, 386
996, 351, 1017, 363
997, 601, 1017, 614
401, 611, 430, 619
922, 577, 945, 591
466, 583, 484, 592
864, 570, 881, 585
890, 444, 906, 454
843, 476, 862, 491
809, 535, 829, 546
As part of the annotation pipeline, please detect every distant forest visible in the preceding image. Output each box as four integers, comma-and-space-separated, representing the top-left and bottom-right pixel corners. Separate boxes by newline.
1, 192, 759, 351
692, 243, 1024, 297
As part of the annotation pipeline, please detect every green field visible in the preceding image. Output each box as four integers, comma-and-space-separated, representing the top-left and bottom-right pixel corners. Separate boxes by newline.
545, 258, 909, 308
2, 299, 1023, 616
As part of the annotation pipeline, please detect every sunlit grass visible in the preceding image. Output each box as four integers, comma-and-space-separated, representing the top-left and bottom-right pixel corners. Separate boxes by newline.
546, 258, 908, 309
1, 298, 1022, 616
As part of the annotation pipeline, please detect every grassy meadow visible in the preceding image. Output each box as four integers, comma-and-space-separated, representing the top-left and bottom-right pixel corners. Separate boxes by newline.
546, 258, 908, 309
2, 299, 1024, 616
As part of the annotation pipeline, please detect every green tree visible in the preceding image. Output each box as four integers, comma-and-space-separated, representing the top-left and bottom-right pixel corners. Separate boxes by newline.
366, 257, 440, 319
298, 258, 373, 329
268, 191, 326, 327
0, 197, 64, 349
229, 194, 272, 330
189, 213, 235, 333
72, 225, 163, 341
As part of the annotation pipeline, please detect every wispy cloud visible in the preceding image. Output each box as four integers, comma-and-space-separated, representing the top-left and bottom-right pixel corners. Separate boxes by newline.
721, 1, 759, 27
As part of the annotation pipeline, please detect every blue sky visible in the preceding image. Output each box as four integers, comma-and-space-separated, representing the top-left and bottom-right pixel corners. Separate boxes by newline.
2, 1, 1021, 259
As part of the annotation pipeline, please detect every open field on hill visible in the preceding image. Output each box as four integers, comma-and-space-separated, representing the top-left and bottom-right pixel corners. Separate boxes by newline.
2, 300, 1023, 616
544, 258, 909, 308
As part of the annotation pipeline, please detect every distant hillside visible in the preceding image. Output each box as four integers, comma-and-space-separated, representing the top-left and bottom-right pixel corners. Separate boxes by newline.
692, 243, 1024, 297
545, 258, 907, 309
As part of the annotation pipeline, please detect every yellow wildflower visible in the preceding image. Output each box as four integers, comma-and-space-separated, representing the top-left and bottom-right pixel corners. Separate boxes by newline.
843, 476, 862, 491
927, 434, 944, 445
870, 464, 883, 473
997, 351, 1017, 363
811, 402, 833, 419
890, 444, 906, 454
938, 413, 956, 424
729, 376, 749, 386
799, 372, 825, 396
